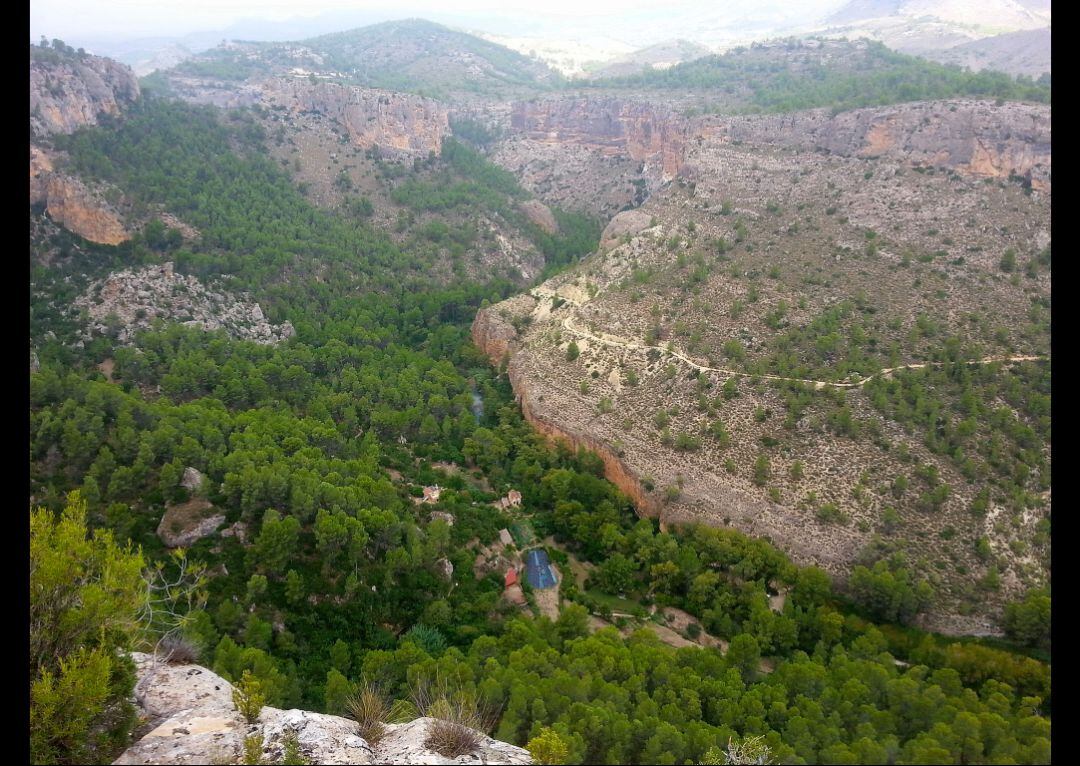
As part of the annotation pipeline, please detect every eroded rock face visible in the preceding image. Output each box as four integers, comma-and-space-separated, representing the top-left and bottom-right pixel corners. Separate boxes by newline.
511, 97, 686, 182
259, 78, 450, 156
115, 654, 532, 765
30, 51, 139, 137
471, 306, 659, 519
30, 146, 130, 245
711, 100, 1051, 190
495, 98, 1050, 217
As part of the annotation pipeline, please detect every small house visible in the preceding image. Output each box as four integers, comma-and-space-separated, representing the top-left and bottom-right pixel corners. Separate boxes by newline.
525, 549, 558, 589
422, 485, 442, 503
504, 568, 518, 588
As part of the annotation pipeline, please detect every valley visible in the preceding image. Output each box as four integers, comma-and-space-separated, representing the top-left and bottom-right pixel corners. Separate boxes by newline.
29, 21, 1051, 766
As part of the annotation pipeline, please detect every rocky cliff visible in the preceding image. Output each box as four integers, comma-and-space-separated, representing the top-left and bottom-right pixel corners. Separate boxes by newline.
259, 78, 450, 156
710, 99, 1051, 190
472, 303, 660, 519
29, 50, 139, 243
494, 97, 1050, 217
471, 108, 1050, 635
30, 49, 139, 137
30, 145, 131, 245
115, 653, 532, 765
510, 97, 686, 181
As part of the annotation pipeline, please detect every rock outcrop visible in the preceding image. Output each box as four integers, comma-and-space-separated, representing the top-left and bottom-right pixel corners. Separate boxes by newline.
259, 78, 450, 156
519, 199, 558, 235
599, 209, 655, 249
115, 653, 532, 765
711, 100, 1051, 190
495, 98, 1050, 217
30, 145, 131, 245
30, 49, 139, 137
510, 97, 686, 182
156, 498, 225, 549
180, 467, 205, 493
75, 263, 296, 345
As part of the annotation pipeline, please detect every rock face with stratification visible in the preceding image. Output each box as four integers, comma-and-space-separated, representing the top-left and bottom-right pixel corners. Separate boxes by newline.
114, 653, 532, 765
706, 100, 1052, 191
493, 97, 1050, 219
510, 97, 686, 182
30, 48, 140, 137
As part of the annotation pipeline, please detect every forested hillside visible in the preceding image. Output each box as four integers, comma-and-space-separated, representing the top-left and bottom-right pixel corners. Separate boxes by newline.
586, 39, 1051, 114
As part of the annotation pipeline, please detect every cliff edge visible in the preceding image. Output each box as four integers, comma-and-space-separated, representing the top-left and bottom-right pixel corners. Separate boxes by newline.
115, 653, 532, 765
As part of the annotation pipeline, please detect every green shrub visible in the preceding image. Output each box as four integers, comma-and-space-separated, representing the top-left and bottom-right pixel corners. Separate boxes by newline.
30, 492, 145, 765
233, 670, 266, 723
527, 727, 570, 765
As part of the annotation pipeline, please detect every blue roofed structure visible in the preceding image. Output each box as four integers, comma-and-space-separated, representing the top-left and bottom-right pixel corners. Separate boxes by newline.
524, 548, 558, 589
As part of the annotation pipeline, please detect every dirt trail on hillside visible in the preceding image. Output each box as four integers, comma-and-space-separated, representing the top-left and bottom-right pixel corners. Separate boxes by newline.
559, 310, 1045, 390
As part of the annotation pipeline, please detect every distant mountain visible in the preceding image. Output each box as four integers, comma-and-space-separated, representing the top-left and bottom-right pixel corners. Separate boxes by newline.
927, 27, 1050, 78
159, 18, 561, 100
587, 40, 714, 79
815, 0, 1051, 75
584, 38, 1049, 114
825, 0, 904, 25
826, 0, 1049, 31
298, 19, 561, 95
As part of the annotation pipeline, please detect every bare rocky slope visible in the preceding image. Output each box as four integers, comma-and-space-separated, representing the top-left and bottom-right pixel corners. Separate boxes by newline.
115, 653, 532, 765
926, 28, 1051, 79
74, 262, 296, 346
474, 96, 1050, 636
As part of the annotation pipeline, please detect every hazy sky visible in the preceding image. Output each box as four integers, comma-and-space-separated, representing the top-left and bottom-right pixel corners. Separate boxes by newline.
30, 0, 843, 42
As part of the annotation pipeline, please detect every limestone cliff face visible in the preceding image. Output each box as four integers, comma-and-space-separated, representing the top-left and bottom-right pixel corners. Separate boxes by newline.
498, 98, 1049, 217
711, 100, 1051, 190
30, 146, 130, 245
510, 97, 686, 181
30, 51, 139, 137
29, 51, 137, 243
471, 306, 659, 518
259, 78, 450, 156
116, 653, 532, 765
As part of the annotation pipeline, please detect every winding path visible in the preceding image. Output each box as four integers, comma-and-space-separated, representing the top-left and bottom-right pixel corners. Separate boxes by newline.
556, 305, 1046, 390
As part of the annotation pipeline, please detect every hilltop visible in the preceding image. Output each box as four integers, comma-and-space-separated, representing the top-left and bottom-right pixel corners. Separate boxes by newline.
155, 19, 561, 101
